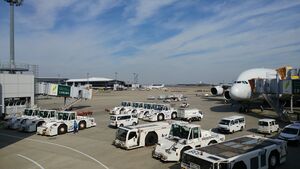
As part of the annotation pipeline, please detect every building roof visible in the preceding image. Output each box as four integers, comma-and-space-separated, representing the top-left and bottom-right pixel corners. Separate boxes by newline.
66, 77, 114, 82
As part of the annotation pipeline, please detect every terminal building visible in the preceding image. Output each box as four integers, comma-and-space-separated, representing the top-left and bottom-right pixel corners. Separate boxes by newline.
66, 77, 126, 89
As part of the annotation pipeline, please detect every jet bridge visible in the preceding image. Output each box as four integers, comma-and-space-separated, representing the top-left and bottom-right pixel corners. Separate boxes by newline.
249, 66, 300, 122
36, 83, 93, 111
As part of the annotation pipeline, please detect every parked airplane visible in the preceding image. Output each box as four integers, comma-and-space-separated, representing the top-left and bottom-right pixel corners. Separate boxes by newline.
143, 84, 165, 90
224, 68, 277, 112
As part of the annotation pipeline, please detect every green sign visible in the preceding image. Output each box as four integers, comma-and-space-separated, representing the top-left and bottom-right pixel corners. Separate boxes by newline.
293, 80, 300, 95
58, 85, 71, 97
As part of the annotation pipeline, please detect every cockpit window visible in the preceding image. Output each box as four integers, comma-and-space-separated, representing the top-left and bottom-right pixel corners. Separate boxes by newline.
234, 81, 248, 84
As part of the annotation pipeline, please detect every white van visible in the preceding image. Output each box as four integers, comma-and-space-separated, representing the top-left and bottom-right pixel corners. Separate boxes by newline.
110, 114, 138, 128
217, 115, 245, 133
258, 119, 279, 134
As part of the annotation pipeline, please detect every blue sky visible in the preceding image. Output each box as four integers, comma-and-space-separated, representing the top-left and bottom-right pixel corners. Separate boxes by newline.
0, 0, 299, 84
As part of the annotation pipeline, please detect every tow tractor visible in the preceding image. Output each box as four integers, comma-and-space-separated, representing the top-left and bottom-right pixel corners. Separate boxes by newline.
181, 135, 287, 169
113, 122, 171, 149
6, 108, 39, 129
37, 111, 96, 136
19, 109, 57, 132
153, 121, 225, 162
143, 104, 177, 121
110, 101, 132, 115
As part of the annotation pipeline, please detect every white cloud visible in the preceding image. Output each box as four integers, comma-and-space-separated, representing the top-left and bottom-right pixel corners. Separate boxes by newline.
16, 0, 75, 30
128, 0, 177, 25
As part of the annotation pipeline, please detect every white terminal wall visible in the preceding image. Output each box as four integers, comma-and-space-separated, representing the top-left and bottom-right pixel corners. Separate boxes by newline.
0, 73, 35, 114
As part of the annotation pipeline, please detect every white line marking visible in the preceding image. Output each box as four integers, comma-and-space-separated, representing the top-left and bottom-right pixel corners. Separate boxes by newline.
0, 133, 109, 169
17, 154, 45, 169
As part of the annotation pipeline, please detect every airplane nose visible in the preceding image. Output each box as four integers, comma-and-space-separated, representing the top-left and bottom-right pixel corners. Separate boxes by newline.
229, 85, 245, 101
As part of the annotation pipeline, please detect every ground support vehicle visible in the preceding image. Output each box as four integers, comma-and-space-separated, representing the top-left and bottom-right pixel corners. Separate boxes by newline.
137, 103, 156, 119
181, 135, 287, 169
278, 121, 300, 144
258, 119, 279, 134
143, 104, 177, 122
126, 102, 145, 116
178, 108, 203, 122
19, 110, 57, 132
217, 115, 245, 133
113, 122, 171, 149
6, 108, 39, 129
153, 121, 225, 162
109, 114, 138, 127
37, 111, 96, 136
110, 101, 132, 115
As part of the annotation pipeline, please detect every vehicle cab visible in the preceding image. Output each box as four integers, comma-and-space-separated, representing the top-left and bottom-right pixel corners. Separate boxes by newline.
114, 127, 139, 149
109, 114, 138, 127
279, 121, 300, 144
153, 121, 225, 161
258, 118, 279, 134
137, 103, 155, 118
217, 115, 245, 133
8, 108, 39, 129
143, 104, 177, 121
110, 101, 132, 115
130, 102, 144, 115
20, 109, 57, 132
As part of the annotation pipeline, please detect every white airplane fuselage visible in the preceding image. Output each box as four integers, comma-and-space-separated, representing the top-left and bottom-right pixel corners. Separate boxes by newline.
229, 68, 277, 101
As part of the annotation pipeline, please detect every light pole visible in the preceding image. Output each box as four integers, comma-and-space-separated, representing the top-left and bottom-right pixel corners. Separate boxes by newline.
87, 72, 90, 85
4, 0, 23, 72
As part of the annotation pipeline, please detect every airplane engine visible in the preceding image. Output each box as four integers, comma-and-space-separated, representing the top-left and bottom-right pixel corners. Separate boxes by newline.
211, 86, 224, 95
224, 90, 231, 100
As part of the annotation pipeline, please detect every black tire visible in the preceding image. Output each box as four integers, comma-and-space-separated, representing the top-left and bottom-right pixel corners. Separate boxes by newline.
132, 122, 137, 126
198, 117, 202, 121
36, 121, 44, 131
180, 147, 192, 161
58, 124, 67, 135
145, 132, 158, 146
208, 140, 217, 145
232, 161, 247, 169
268, 151, 279, 169
79, 121, 86, 130
188, 118, 192, 123
240, 126, 244, 131
157, 114, 164, 121
119, 124, 124, 127
171, 112, 177, 119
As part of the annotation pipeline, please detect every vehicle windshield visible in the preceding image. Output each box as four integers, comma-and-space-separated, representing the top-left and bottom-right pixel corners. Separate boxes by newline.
182, 153, 214, 169
39, 111, 49, 118
110, 116, 116, 120
144, 104, 152, 109
258, 121, 269, 126
24, 109, 32, 116
132, 103, 139, 108
219, 120, 230, 125
282, 127, 299, 135
57, 112, 69, 120
116, 128, 128, 141
169, 124, 190, 139
154, 105, 164, 111
33, 110, 39, 116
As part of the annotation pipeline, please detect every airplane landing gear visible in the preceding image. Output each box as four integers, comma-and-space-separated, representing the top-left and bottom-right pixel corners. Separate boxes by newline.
260, 105, 264, 112
239, 105, 250, 113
